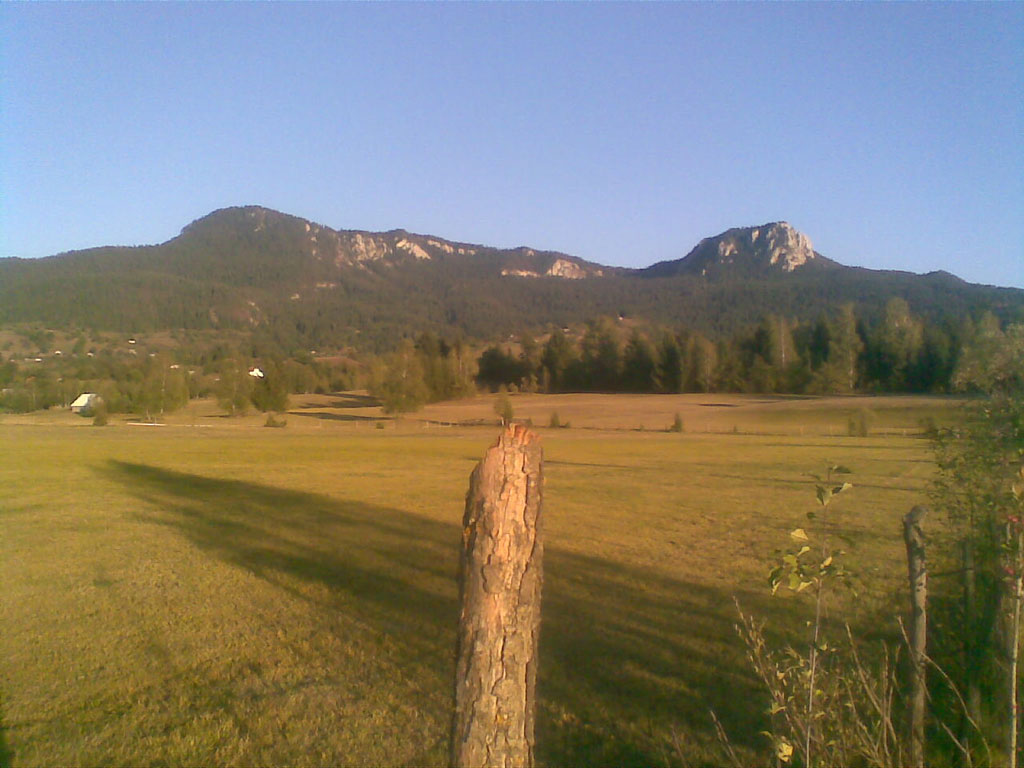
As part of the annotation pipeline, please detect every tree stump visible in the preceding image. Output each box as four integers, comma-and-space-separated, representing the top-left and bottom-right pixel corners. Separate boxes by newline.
451, 424, 544, 768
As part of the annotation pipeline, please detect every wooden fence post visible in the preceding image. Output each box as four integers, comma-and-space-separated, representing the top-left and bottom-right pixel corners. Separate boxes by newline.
903, 505, 928, 768
451, 424, 544, 768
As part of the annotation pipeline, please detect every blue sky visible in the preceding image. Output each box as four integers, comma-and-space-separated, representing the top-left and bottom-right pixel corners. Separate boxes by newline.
2, 2, 1022, 287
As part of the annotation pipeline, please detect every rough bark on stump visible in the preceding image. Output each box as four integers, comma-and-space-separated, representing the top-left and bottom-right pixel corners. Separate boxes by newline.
903, 505, 928, 768
451, 424, 544, 768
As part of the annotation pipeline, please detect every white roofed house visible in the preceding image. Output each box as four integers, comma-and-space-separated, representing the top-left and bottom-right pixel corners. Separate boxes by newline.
70, 393, 101, 414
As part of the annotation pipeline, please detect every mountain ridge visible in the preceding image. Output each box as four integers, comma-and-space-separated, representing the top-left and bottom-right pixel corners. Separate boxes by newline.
1, 205, 1021, 350
2, 205, 992, 285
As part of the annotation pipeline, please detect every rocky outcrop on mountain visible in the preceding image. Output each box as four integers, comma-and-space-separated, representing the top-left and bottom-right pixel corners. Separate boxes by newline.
642, 221, 835, 279
750, 222, 815, 271
182, 206, 604, 279
501, 257, 603, 279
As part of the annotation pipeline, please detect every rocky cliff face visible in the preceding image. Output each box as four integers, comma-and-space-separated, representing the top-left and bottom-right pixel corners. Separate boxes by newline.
501, 257, 603, 279
642, 221, 831, 279
744, 222, 816, 272
187, 206, 603, 279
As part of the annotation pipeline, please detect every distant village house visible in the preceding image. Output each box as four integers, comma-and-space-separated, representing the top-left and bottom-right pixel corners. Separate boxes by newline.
70, 393, 101, 414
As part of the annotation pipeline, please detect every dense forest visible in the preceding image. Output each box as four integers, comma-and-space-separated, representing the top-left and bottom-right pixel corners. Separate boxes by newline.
3, 259, 1021, 356
425, 300, 1012, 408
0, 296, 1019, 418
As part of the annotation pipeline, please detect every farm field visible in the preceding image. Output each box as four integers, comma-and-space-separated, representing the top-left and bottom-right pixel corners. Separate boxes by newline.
0, 393, 964, 766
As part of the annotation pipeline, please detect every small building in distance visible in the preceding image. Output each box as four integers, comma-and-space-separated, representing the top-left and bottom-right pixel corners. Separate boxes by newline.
70, 393, 101, 415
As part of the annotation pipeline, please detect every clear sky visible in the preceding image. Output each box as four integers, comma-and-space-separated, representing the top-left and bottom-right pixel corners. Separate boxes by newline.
2, 2, 1022, 287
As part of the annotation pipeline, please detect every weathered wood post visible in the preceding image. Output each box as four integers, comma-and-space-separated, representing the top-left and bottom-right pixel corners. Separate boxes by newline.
903, 505, 928, 768
450, 424, 544, 768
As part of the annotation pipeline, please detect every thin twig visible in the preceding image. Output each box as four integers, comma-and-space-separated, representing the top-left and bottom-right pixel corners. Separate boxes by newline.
709, 709, 745, 768
845, 624, 903, 760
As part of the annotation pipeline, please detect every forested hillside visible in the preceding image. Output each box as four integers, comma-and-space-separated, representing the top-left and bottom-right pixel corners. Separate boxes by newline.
2, 206, 1022, 416
1, 206, 1021, 352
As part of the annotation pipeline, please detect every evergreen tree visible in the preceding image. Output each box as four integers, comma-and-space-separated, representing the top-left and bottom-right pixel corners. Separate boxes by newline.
714, 339, 745, 392
541, 328, 576, 392
580, 317, 621, 391
746, 355, 777, 394
621, 329, 657, 392
655, 332, 684, 394
806, 315, 831, 371
910, 324, 955, 392
518, 334, 541, 392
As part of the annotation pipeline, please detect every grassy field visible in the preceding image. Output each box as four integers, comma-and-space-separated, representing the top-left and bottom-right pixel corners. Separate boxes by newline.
0, 393, 965, 766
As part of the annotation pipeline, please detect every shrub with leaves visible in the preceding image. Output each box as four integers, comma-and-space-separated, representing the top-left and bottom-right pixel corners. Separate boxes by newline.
493, 391, 514, 425
725, 465, 917, 767
758, 466, 855, 764
91, 400, 109, 427
929, 328, 1024, 766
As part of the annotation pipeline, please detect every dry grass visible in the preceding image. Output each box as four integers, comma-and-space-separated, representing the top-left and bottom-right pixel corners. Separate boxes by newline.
0, 394, 960, 766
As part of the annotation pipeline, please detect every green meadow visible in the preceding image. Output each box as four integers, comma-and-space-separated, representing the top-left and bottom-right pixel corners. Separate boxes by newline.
0, 394, 960, 766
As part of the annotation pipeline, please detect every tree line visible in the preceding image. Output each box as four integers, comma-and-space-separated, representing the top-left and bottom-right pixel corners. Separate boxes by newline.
474, 299, 987, 397
0, 298, 1014, 418
0, 331, 354, 419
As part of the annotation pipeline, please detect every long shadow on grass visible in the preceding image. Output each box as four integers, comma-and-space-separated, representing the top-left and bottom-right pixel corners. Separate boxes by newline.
103, 460, 456, 668
293, 393, 380, 409
104, 460, 796, 766
290, 410, 386, 423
